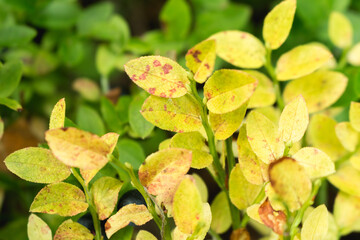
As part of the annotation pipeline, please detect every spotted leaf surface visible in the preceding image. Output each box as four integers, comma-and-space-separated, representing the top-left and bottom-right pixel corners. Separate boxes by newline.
263, 0, 296, 49
328, 164, 360, 198
258, 199, 287, 234
49, 98, 66, 129
329, 11, 353, 49
5, 147, 70, 184
30, 182, 88, 216
125, 56, 189, 98
210, 191, 231, 234
347, 43, 360, 66
141, 94, 202, 133
350, 102, 360, 132
335, 122, 359, 152
209, 31, 266, 68
301, 204, 328, 240
186, 40, 216, 83
245, 70, 276, 108
54, 220, 93, 240
204, 69, 257, 114
334, 192, 360, 235
28, 214, 52, 240
275, 44, 333, 81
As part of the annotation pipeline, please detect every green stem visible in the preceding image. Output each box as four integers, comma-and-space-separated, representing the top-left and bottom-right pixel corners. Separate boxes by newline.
225, 137, 236, 174
100, 75, 110, 94
337, 47, 350, 71
283, 142, 293, 157
208, 228, 223, 240
315, 180, 328, 206
71, 168, 102, 240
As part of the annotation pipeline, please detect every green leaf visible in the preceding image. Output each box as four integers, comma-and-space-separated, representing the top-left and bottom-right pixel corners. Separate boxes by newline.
275, 44, 333, 81
76, 104, 105, 136
109, 226, 133, 240
91, 176, 123, 220
204, 69, 257, 114
5, 147, 71, 184
347, 43, 360, 66
0, 97, 22, 111
0, 60, 23, 98
125, 56, 190, 98
54, 219, 93, 240
328, 164, 360, 198
209, 30, 266, 69
116, 95, 132, 124
136, 230, 157, 240
117, 139, 145, 170
0, 117, 3, 140
141, 94, 202, 133
335, 122, 358, 152
0, 25, 36, 47
334, 192, 360, 235
263, 0, 296, 50
27, 214, 52, 240
58, 36, 84, 67
101, 97, 124, 133
350, 101, 360, 132
129, 92, 154, 139
49, 98, 65, 130
88, 15, 130, 43
96, 45, 117, 77
30, 182, 88, 216
210, 191, 231, 234
329, 11, 353, 48
301, 205, 328, 240
245, 70, 276, 108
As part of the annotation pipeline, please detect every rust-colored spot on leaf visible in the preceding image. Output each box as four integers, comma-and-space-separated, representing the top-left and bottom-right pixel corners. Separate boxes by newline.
153, 60, 161, 67
105, 222, 111, 231
258, 199, 286, 234
162, 64, 173, 74
230, 228, 250, 240
148, 88, 156, 94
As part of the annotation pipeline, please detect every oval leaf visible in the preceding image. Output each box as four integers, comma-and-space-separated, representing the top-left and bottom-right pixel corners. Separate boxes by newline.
329, 11, 353, 49
350, 101, 360, 132
328, 164, 360, 198
136, 230, 157, 240
28, 214, 52, 240
210, 191, 231, 234
334, 192, 360, 235
301, 204, 328, 240
258, 199, 287, 234
245, 70, 276, 108
335, 122, 359, 152
347, 43, 360, 66
49, 98, 66, 129
54, 219, 93, 240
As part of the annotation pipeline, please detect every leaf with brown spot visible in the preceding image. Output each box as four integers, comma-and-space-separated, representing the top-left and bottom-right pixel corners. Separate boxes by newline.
28, 214, 52, 240
230, 228, 250, 240
258, 199, 286, 234
124, 56, 189, 98
54, 219, 93, 240
49, 98, 66, 130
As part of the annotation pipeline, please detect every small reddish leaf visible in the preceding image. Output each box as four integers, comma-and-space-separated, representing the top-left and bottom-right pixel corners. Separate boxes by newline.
258, 199, 286, 234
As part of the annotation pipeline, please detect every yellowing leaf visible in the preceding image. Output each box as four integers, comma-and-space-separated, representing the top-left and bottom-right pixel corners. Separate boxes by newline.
192, 173, 208, 203
246, 204, 263, 224
186, 40, 216, 83
230, 228, 251, 240
335, 122, 359, 152
275, 44, 333, 81
170, 132, 212, 169
54, 220, 93, 240
258, 199, 287, 235
350, 102, 360, 132
263, 0, 296, 49
136, 230, 157, 240
265, 183, 285, 211
204, 69, 257, 114
246, 111, 284, 164
301, 205, 328, 240
5, 147, 71, 184
49, 98, 65, 129
105, 204, 152, 238
124, 56, 189, 98
329, 11, 353, 49
209, 30, 266, 69
334, 192, 360, 235
256, 106, 281, 125
245, 70, 276, 108
28, 214, 52, 240
350, 150, 360, 171
293, 147, 335, 179
173, 175, 203, 234
307, 114, 347, 161
269, 158, 311, 211
279, 95, 308, 143
209, 102, 247, 140
347, 43, 360, 66
159, 138, 171, 150
283, 71, 347, 113
328, 164, 360, 198
229, 164, 262, 210
72, 78, 100, 102
45, 127, 112, 170
210, 191, 231, 234
91, 176, 123, 220
30, 182, 88, 216
141, 94, 202, 133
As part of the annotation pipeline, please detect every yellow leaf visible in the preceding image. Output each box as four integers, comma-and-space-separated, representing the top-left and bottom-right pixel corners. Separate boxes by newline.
350, 101, 360, 132
245, 70, 276, 108
335, 122, 359, 152
256, 106, 281, 125
28, 214, 52, 240
301, 205, 328, 240
204, 69, 257, 114
73, 78, 100, 102
350, 150, 360, 171
269, 157, 311, 211
275, 44, 333, 81
136, 230, 157, 240
347, 42, 360, 66
293, 147, 335, 179
105, 204, 152, 238
265, 183, 285, 211
328, 164, 360, 198
246, 204, 263, 224
192, 173, 208, 202
45, 127, 112, 170
258, 199, 287, 235
246, 111, 284, 164
54, 220, 93, 240
334, 192, 360, 235
159, 138, 171, 150
141, 94, 202, 133
209, 30, 266, 68
263, 0, 296, 49
329, 11, 353, 49
283, 71, 347, 113
279, 95, 308, 143
186, 40, 216, 83
124, 56, 189, 98
210, 191, 231, 234
49, 98, 65, 129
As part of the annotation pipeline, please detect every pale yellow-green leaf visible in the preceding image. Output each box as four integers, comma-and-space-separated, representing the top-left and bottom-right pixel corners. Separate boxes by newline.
283, 71, 347, 113
30, 182, 88, 216
288, 140, 302, 155
350, 150, 360, 171
347, 42, 360, 66
335, 122, 358, 152
91, 176, 123, 220
210, 191, 231, 234
105, 204, 152, 238
5, 147, 70, 184
328, 164, 360, 198
49, 98, 65, 129
334, 192, 360, 235
173, 175, 203, 234
28, 214, 52, 240
45, 127, 112, 170
293, 147, 335, 179
265, 183, 285, 211
229, 164, 262, 210
329, 11, 353, 49
159, 138, 171, 150
301, 204, 328, 240
204, 69, 257, 114
279, 95, 308, 143
275, 44, 333, 81
192, 173, 208, 202
209, 30, 266, 68
325, 212, 339, 240
246, 111, 284, 164
350, 102, 360, 132
246, 204, 263, 224
72, 78, 100, 102
245, 70, 276, 108
307, 114, 347, 161
54, 220, 93, 240
306, 42, 338, 70
141, 94, 202, 133
136, 230, 157, 240
258, 199, 287, 235
263, 0, 296, 49
269, 158, 312, 211
186, 40, 216, 83
256, 106, 281, 125
170, 132, 212, 169
209, 102, 247, 140
124, 56, 189, 98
